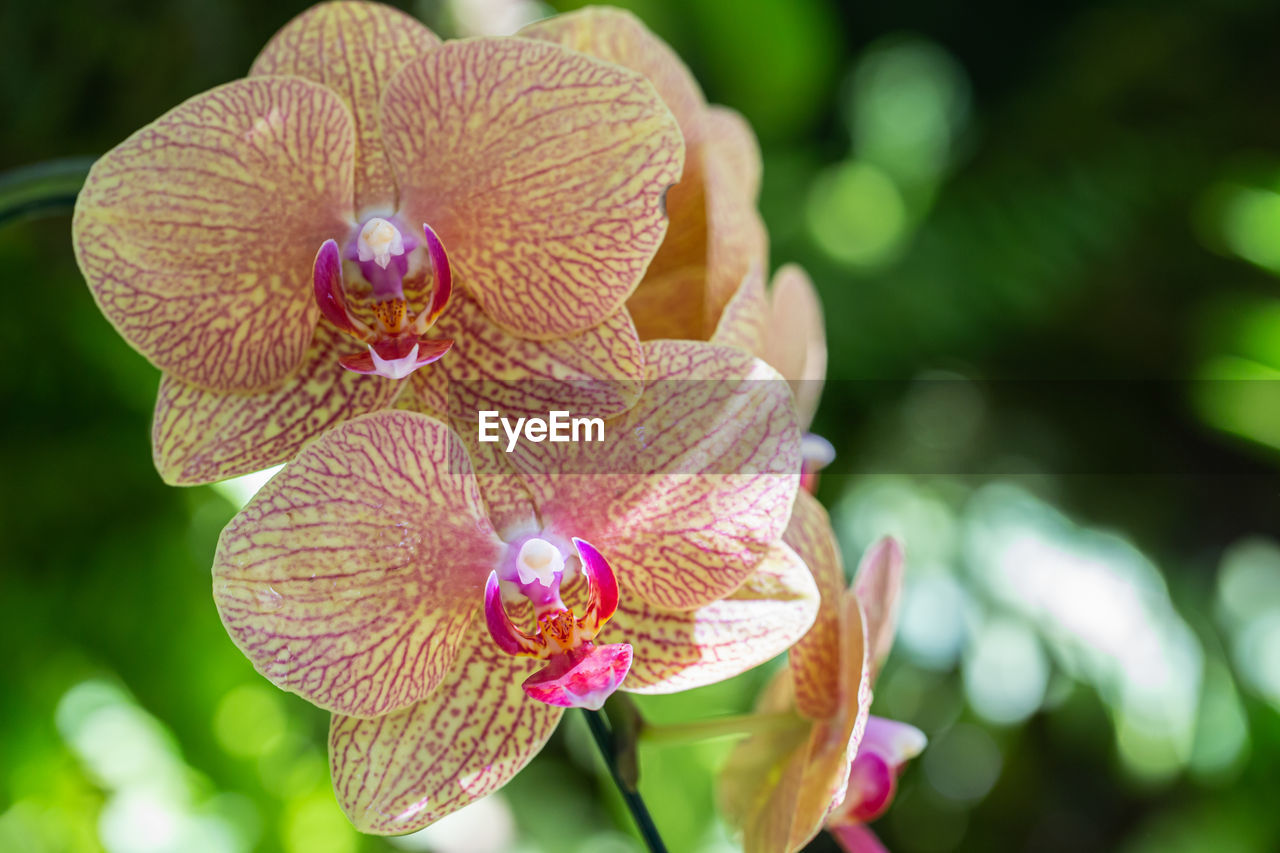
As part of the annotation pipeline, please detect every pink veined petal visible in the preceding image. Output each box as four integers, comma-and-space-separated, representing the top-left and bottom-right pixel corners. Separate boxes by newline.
606, 540, 818, 693
329, 622, 563, 834
251, 1, 441, 212
828, 824, 890, 853
382, 37, 684, 339
313, 238, 371, 338
434, 289, 644, 421
453, 424, 540, 541
785, 490, 847, 720
519, 7, 707, 148
212, 411, 503, 718
701, 107, 769, 327
152, 323, 399, 485
764, 264, 827, 430
515, 339, 802, 611
853, 537, 905, 678
711, 261, 769, 357
575, 537, 620, 630
522, 642, 633, 710
73, 77, 355, 392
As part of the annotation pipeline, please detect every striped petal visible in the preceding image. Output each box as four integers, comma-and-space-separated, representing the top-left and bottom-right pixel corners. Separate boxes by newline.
519, 7, 706, 147
73, 77, 355, 392
513, 340, 801, 610
854, 538, 905, 679
382, 37, 684, 339
434, 289, 644, 421
609, 541, 818, 692
329, 623, 563, 834
213, 411, 503, 718
710, 262, 768, 356
785, 491, 847, 720
152, 324, 399, 485
764, 264, 827, 430
251, 1, 440, 212
703, 109, 769, 325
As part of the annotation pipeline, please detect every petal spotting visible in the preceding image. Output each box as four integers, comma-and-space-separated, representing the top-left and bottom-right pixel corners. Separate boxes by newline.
330, 623, 563, 835
73, 77, 356, 392
250, 0, 441, 211
382, 37, 685, 339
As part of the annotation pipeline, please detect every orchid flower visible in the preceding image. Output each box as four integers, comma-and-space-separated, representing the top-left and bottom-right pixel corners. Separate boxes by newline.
213, 340, 820, 833
719, 501, 924, 853
520, 7, 767, 342
73, 1, 683, 485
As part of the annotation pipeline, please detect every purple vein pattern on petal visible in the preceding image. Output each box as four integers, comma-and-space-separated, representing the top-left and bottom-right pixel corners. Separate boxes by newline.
250, 1, 441, 212
73, 77, 355, 392
330, 622, 563, 834
785, 490, 847, 720
609, 540, 818, 692
153, 323, 400, 485
213, 411, 503, 718
382, 37, 685, 339
511, 339, 801, 611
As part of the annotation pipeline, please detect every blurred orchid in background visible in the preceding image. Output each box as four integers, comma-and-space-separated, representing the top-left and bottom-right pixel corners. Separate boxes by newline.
212, 340, 820, 833
72, 1, 682, 485
720, 518, 923, 852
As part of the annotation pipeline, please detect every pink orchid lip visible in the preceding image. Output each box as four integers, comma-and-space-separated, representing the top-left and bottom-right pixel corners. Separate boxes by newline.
311, 220, 454, 380
483, 537, 631, 709
799, 432, 835, 495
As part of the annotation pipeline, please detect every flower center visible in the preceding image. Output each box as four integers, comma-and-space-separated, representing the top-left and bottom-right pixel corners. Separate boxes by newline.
310, 220, 455, 380
356, 217, 405, 270
483, 537, 633, 710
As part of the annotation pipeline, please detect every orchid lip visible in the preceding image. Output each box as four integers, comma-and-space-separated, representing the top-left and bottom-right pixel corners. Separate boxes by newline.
311, 220, 454, 380
483, 537, 629, 708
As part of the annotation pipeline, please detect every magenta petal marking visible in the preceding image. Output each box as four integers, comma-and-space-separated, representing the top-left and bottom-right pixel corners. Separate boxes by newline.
313, 239, 369, 338
484, 571, 542, 657
420, 222, 452, 330
843, 750, 895, 823
522, 642, 633, 710
574, 537, 619, 631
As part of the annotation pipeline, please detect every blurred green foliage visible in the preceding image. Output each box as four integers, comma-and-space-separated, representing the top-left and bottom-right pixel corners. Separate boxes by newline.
4, 0, 1280, 851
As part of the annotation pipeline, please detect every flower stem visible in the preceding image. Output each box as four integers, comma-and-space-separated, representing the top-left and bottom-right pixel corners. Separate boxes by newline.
0, 157, 95, 227
639, 711, 804, 747
582, 708, 668, 853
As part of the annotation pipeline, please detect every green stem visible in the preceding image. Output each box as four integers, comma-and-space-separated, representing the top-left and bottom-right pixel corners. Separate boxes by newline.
581, 708, 668, 853
639, 711, 804, 747
0, 157, 95, 227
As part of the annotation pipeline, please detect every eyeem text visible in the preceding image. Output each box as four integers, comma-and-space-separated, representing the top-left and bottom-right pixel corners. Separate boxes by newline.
477, 410, 605, 453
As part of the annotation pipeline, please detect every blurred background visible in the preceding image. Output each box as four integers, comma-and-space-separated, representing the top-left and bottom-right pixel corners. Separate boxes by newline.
3, 0, 1280, 850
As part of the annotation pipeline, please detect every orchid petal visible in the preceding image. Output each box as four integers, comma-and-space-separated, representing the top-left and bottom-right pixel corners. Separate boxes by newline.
575, 538, 620, 630
516, 340, 801, 610
641, 155, 709, 286
522, 643, 633, 710
859, 715, 928, 769
609, 540, 819, 692
710, 262, 768, 356
250, 1, 440, 211
626, 265, 708, 341
452, 424, 539, 541
854, 537, 904, 678
434, 289, 644, 421
73, 77, 354, 392
703, 105, 763, 205
702, 107, 769, 325
337, 337, 453, 378
153, 324, 399, 485
212, 411, 503, 717
330, 624, 563, 834
787, 593, 872, 851
764, 264, 827, 430
382, 38, 684, 339
828, 824, 890, 853
313, 238, 370, 338
785, 490, 847, 720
